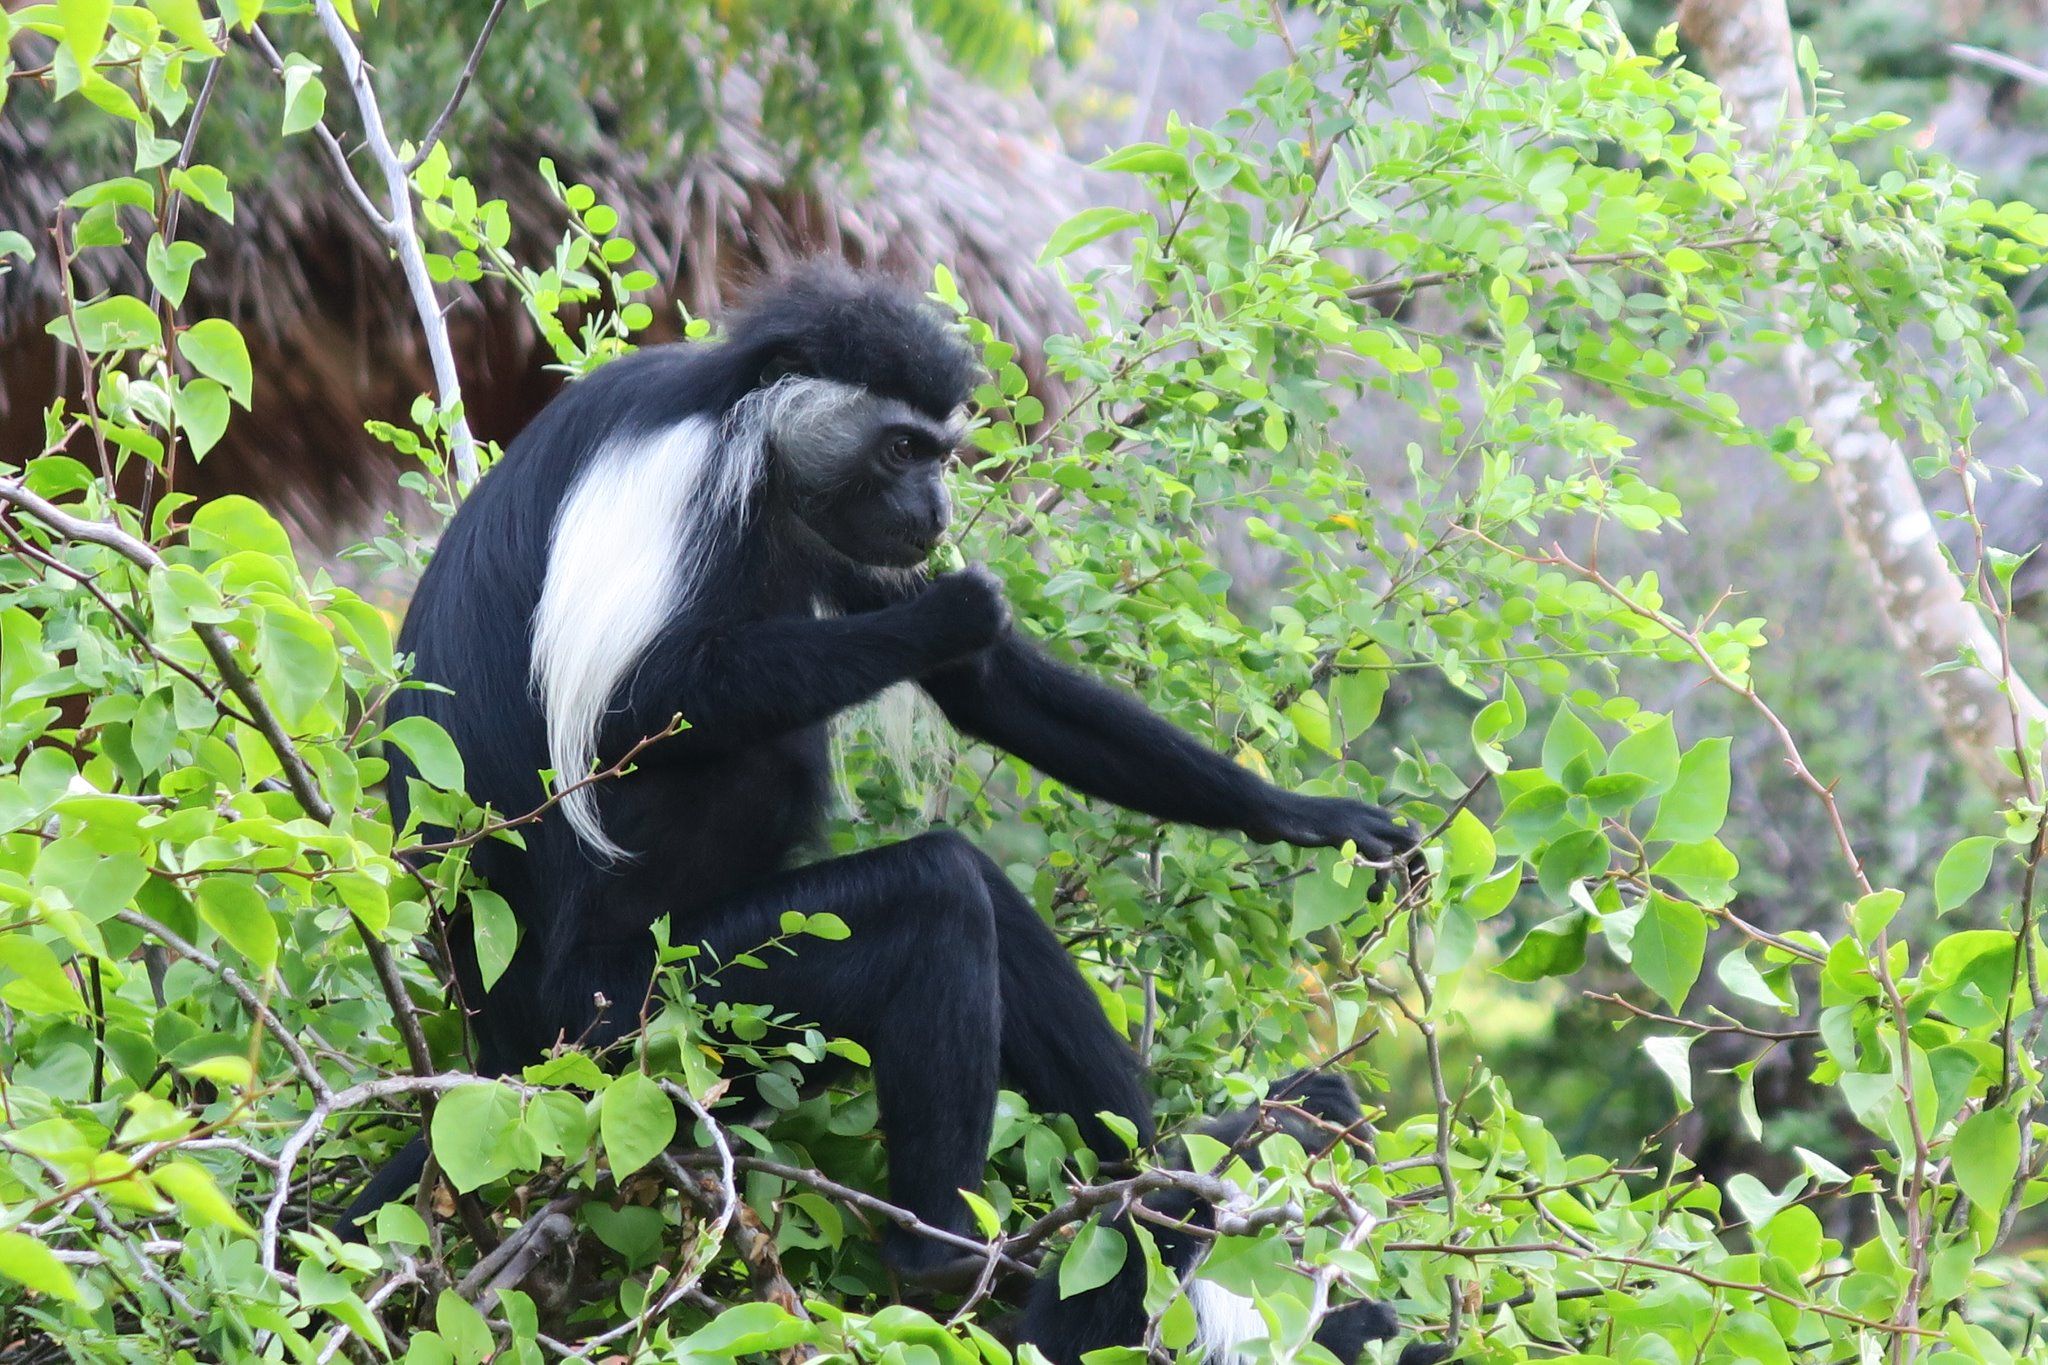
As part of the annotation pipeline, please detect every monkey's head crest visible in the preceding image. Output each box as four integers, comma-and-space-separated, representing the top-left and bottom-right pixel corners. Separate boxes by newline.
726, 261, 981, 423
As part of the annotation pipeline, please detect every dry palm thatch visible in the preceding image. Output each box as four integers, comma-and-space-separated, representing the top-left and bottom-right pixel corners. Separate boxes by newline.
1, 59, 1106, 540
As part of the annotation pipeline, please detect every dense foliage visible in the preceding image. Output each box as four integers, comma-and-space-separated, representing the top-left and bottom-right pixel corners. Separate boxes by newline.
4, 0, 2048, 1361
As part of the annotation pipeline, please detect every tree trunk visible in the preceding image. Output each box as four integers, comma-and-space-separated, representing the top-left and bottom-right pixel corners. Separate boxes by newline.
1678, 0, 2048, 800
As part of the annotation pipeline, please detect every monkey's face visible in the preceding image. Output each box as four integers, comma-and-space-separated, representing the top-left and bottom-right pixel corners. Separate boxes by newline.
770, 383, 963, 568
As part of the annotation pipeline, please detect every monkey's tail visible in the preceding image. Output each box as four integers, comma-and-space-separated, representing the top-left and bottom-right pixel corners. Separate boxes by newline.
335, 1134, 429, 1243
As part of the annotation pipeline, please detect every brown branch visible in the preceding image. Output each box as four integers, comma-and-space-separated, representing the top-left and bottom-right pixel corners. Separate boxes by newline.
404, 721, 680, 855
1584, 991, 1817, 1041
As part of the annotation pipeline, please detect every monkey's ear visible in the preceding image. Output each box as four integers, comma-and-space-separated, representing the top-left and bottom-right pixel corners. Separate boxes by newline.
758, 353, 797, 386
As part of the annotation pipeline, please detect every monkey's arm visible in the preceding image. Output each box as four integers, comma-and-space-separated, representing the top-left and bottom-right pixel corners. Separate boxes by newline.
826, 562, 1410, 857
920, 634, 1409, 857
594, 571, 1006, 756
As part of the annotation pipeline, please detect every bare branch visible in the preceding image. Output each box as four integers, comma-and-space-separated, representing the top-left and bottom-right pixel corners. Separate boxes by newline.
309, 0, 481, 487
1949, 42, 2048, 89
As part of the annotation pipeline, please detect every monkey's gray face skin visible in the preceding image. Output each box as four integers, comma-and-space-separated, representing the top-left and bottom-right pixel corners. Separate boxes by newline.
771, 384, 963, 568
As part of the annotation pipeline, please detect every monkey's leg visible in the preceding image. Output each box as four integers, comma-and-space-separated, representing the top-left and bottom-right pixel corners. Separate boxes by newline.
681, 830, 1003, 1278
962, 849, 1155, 1157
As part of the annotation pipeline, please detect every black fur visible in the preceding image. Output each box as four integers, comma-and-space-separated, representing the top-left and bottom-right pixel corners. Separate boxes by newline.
1020, 1073, 1446, 1365
342, 263, 1418, 1272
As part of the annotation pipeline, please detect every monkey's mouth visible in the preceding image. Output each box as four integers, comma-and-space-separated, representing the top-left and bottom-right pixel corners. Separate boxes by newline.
876, 534, 938, 567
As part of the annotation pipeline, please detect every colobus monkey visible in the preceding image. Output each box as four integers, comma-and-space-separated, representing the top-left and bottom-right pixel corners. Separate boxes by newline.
1021, 1073, 1445, 1365
344, 263, 1418, 1275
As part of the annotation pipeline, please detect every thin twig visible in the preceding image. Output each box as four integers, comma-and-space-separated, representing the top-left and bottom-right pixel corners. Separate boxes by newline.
405, 0, 512, 173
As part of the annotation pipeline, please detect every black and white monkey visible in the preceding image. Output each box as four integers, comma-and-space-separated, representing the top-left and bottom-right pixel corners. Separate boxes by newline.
345, 263, 1419, 1283
1019, 1072, 1445, 1365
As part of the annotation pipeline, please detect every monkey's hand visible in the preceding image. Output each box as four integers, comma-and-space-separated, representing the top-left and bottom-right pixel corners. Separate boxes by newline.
1247, 794, 1423, 900
919, 565, 1012, 663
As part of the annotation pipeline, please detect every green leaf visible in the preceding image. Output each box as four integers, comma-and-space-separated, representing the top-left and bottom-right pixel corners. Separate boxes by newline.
1647, 737, 1731, 843
169, 165, 234, 223
1717, 949, 1790, 1010
153, 1158, 253, 1233
1540, 706, 1605, 787
1725, 1172, 1799, 1230
1040, 207, 1147, 262
59, 0, 114, 64
1432, 905, 1478, 973
175, 378, 230, 456
1499, 783, 1570, 845
65, 176, 155, 212
0, 936, 87, 1015
1632, 896, 1708, 1010
470, 888, 517, 991
1608, 715, 1680, 794
1291, 854, 1373, 938
280, 54, 327, 136
196, 877, 278, 970
1651, 838, 1739, 908
1536, 830, 1610, 900
1643, 1035, 1694, 1111
256, 606, 339, 726
1934, 837, 1997, 914
373, 1201, 433, 1248
177, 318, 253, 407
523, 1052, 607, 1089
146, 236, 205, 308
145, 0, 222, 53
1495, 911, 1590, 982
599, 1071, 676, 1178
679, 1302, 809, 1356
1850, 888, 1904, 943
46, 295, 160, 353
584, 1202, 664, 1264
1441, 808, 1495, 883
430, 1082, 525, 1193
1058, 1219, 1129, 1298
801, 911, 851, 941
1952, 1108, 2020, 1212
0, 1229, 83, 1302
188, 494, 292, 561
1091, 142, 1186, 176
383, 715, 466, 792
960, 1188, 1002, 1239
435, 1289, 494, 1365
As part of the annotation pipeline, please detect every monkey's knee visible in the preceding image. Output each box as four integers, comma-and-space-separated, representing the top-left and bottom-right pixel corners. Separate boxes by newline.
899, 830, 999, 931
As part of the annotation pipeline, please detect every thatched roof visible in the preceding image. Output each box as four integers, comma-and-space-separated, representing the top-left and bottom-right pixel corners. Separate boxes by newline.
1, 59, 1105, 540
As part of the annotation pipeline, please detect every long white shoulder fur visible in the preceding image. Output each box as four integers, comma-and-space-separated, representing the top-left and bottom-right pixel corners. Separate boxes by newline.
528, 377, 864, 858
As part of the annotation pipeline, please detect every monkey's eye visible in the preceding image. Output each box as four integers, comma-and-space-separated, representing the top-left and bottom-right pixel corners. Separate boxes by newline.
884, 435, 919, 468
